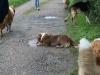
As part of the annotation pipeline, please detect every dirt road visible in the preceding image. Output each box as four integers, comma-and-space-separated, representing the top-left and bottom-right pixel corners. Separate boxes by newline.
0, 0, 77, 75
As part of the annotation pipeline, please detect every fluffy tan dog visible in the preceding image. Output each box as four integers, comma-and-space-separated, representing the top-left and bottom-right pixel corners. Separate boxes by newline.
78, 38, 100, 75
36, 33, 78, 48
91, 38, 100, 66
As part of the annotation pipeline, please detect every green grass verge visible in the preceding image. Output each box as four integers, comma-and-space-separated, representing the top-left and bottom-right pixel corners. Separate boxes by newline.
9, 0, 29, 7
65, 14, 100, 75
23, 0, 51, 15
64, 0, 100, 75
67, 68, 78, 75
64, 13, 100, 44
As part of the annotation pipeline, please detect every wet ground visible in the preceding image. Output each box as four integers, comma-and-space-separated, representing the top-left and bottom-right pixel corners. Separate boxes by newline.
0, 0, 77, 75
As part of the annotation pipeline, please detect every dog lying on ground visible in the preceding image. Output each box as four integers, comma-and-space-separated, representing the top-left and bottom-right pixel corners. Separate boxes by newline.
36, 33, 78, 48
78, 38, 100, 75
64, 0, 91, 25
0, 5, 15, 38
63, 0, 70, 9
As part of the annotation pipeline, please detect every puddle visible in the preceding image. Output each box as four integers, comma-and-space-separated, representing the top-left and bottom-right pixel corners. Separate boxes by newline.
44, 16, 58, 19
28, 39, 37, 47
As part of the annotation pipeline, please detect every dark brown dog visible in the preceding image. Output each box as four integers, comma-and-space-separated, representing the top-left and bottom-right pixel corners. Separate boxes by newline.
36, 33, 78, 48
64, 0, 91, 25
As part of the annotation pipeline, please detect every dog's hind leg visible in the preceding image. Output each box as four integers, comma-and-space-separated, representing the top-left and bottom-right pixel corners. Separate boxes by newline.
6, 25, 9, 31
7, 23, 12, 32
85, 16, 91, 24
84, 12, 91, 24
8, 24, 12, 32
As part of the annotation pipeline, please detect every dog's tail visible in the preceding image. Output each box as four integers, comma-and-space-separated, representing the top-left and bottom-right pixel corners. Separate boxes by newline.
78, 38, 98, 75
69, 37, 78, 48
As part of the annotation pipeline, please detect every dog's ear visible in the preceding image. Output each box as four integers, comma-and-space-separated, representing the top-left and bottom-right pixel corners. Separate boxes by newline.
42, 34, 51, 41
37, 34, 42, 41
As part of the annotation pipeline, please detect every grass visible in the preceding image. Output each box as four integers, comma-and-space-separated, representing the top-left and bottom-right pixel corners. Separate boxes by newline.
64, 13, 100, 44
64, 0, 100, 44
23, 7, 35, 15
64, 0, 100, 75
9, 0, 29, 7
23, 0, 51, 15
67, 68, 78, 75
65, 17, 100, 75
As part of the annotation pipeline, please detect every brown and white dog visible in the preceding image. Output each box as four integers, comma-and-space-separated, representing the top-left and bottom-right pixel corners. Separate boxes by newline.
63, 0, 70, 9
36, 33, 78, 48
0, 5, 15, 37
64, 0, 91, 25
6, 5, 15, 32
78, 38, 100, 75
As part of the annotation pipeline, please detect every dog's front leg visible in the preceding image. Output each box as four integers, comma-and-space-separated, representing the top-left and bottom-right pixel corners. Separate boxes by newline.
0, 29, 3, 38
64, 12, 70, 22
36, 42, 43, 46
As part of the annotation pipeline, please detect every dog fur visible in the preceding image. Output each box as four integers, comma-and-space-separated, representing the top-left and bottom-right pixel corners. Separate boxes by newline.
0, 16, 8, 38
6, 5, 15, 32
91, 38, 100, 66
36, 33, 78, 48
78, 38, 100, 75
63, 0, 70, 9
64, 0, 91, 25
0, 5, 15, 38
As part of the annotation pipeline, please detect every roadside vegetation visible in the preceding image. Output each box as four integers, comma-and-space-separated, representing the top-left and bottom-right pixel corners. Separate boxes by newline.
9, 0, 29, 7
64, 0, 100, 75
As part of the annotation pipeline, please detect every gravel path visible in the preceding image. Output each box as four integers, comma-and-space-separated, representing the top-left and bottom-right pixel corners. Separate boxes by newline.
0, 0, 77, 75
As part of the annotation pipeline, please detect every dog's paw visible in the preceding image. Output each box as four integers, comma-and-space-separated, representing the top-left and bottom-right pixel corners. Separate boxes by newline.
64, 20, 67, 22
56, 45, 60, 48
36, 42, 42, 46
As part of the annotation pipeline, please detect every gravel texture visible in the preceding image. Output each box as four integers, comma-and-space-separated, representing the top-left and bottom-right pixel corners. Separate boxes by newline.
0, 0, 77, 75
